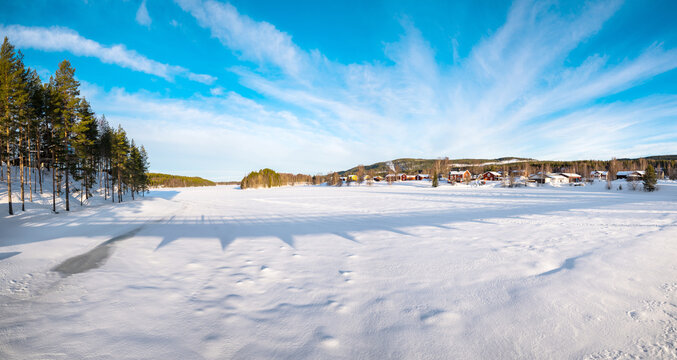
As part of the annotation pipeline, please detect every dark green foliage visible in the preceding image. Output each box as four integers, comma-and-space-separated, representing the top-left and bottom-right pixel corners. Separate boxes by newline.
147, 173, 214, 188
643, 165, 657, 192
1, 37, 150, 213
240, 168, 282, 189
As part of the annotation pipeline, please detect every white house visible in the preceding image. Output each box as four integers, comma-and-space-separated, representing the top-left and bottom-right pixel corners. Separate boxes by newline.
590, 170, 607, 180
559, 173, 582, 183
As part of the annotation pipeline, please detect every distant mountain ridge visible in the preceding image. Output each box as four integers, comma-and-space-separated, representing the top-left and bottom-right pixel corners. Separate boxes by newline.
339, 157, 532, 175
339, 155, 677, 175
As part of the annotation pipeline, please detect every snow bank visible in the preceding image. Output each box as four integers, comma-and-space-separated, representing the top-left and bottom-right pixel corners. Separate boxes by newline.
1, 181, 676, 359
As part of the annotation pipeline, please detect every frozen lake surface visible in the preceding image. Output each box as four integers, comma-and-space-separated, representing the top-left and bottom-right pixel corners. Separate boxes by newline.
1, 182, 676, 359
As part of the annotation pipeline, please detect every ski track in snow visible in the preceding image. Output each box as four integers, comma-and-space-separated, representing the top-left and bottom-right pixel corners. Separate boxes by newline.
1, 181, 677, 359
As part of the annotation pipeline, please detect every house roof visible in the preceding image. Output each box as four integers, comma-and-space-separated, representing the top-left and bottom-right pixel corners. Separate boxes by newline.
560, 173, 581, 178
617, 170, 645, 176
546, 173, 567, 179
591, 170, 608, 175
449, 170, 469, 175
484, 171, 501, 176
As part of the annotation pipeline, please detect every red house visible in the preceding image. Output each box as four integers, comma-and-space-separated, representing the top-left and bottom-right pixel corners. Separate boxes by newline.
448, 170, 471, 182
482, 171, 501, 181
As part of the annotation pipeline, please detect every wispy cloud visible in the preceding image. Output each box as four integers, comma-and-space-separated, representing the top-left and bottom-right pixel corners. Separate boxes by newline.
135, 0, 152, 27
175, 0, 306, 76
80, 82, 355, 179
175, 0, 676, 165
0, 24, 215, 84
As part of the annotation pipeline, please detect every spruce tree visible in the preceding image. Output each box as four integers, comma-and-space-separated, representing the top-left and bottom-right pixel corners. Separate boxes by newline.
643, 165, 657, 192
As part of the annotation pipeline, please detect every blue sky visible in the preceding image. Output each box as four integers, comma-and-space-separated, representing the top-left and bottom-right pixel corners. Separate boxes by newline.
2, 0, 676, 180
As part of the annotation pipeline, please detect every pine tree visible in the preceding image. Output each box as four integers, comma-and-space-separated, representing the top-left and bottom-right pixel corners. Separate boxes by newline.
643, 164, 657, 192
50, 60, 80, 211
0, 37, 28, 215
112, 125, 129, 202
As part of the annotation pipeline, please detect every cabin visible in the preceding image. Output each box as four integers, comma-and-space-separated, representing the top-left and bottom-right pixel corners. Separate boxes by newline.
449, 170, 472, 182
547, 173, 568, 185
339, 176, 347, 182
346, 175, 358, 182
559, 173, 582, 183
400, 174, 416, 181
590, 170, 607, 180
385, 174, 399, 182
416, 174, 430, 180
529, 172, 567, 184
482, 171, 501, 181
616, 170, 645, 180
372, 176, 383, 182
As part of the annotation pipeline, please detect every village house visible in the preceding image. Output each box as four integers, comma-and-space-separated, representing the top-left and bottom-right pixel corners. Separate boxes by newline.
616, 170, 645, 180
482, 171, 502, 181
559, 173, 582, 183
590, 170, 607, 180
400, 174, 417, 181
547, 173, 568, 185
449, 170, 472, 182
384, 174, 399, 182
529, 172, 568, 185
416, 174, 430, 180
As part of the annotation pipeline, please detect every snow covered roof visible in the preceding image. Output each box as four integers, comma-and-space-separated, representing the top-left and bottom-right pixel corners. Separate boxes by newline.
546, 173, 566, 179
484, 171, 501, 176
617, 170, 645, 176
591, 170, 608, 175
449, 170, 469, 175
559, 173, 581, 178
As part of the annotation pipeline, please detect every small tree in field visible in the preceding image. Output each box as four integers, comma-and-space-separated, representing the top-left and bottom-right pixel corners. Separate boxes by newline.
643, 165, 657, 192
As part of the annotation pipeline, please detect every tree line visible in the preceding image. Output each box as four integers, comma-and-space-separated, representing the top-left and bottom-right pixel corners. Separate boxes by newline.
1, 37, 149, 215
148, 173, 215, 188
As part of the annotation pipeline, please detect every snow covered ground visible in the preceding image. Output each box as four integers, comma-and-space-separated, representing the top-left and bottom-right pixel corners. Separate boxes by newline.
1, 181, 676, 359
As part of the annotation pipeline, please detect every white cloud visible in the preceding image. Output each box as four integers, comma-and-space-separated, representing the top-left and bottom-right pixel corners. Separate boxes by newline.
175, 0, 305, 76
135, 0, 152, 27
0, 24, 215, 84
79, 82, 358, 180
177, 0, 676, 163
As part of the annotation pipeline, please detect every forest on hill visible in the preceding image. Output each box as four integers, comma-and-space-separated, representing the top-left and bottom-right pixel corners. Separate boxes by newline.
340, 156, 677, 178
148, 173, 215, 188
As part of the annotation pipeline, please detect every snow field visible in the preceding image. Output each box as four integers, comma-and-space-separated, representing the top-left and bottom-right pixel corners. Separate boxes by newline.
1, 181, 677, 359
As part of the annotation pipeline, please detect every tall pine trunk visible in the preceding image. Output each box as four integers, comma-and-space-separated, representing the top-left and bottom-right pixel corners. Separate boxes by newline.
6, 127, 12, 215
19, 132, 24, 211
28, 135, 32, 201
52, 151, 56, 212
37, 135, 43, 194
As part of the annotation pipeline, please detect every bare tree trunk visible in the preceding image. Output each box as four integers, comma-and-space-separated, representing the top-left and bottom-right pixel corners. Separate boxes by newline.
28, 135, 32, 202
6, 129, 13, 215
52, 151, 56, 213
65, 163, 70, 211
37, 135, 43, 194
38, 161, 43, 194
20, 133, 25, 211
